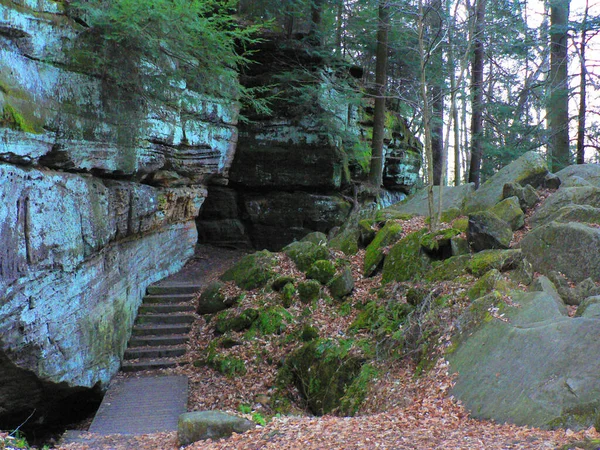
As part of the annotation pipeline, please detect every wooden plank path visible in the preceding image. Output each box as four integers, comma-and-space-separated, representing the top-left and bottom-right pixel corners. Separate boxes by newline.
88, 375, 188, 435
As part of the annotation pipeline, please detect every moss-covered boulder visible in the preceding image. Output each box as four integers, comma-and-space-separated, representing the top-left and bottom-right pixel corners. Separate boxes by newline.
307, 260, 336, 285
214, 309, 259, 334
178, 411, 254, 445
298, 280, 322, 303
363, 222, 404, 277
281, 282, 296, 308
466, 249, 523, 277
529, 187, 600, 228
490, 196, 525, 231
425, 254, 471, 281
374, 209, 414, 224
381, 229, 432, 283
502, 182, 539, 210
328, 267, 355, 300
358, 219, 377, 247
555, 164, 600, 188
464, 151, 548, 213
301, 231, 328, 246
450, 237, 470, 256
220, 250, 276, 290
467, 269, 511, 300
283, 241, 329, 272
272, 276, 296, 291
521, 221, 600, 283
419, 228, 462, 258
329, 227, 360, 255
198, 280, 233, 315
575, 296, 600, 318
253, 306, 293, 334
448, 290, 600, 430
278, 339, 365, 415
467, 211, 512, 252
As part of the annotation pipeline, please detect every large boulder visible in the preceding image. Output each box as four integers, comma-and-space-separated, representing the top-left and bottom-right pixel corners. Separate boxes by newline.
220, 250, 277, 290
464, 151, 548, 213
178, 411, 254, 445
363, 222, 404, 276
449, 290, 600, 430
555, 164, 600, 188
467, 212, 513, 251
529, 187, 600, 228
382, 229, 432, 283
283, 241, 329, 272
490, 196, 525, 231
521, 222, 600, 283
385, 184, 475, 217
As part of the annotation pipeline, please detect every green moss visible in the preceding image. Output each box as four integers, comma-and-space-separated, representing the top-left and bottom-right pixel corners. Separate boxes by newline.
374, 209, 414, 224
419, 228, 461, 253
272, 276, 296, 291
210, 355, 247, 377
381, 229, 431, 283
281, 282, 296, 308
214, 308, 259, 334
339, 363, 379, 416
440, 208, 462, 223
329, 227, 360, 255
452, 217, 469, 232
425, 254, 471, 282
350, 300, 413, 335
221, 250, 276, 290
2, 103, 38, 133
253, 306, 293, 335
467, 269, 512, 300
306, 259, 336, 285
298, 280, 321, 303
546, 403, 600, 431
363, 221, 404, 277
467, 249, 522, 277
301, 324, 319, 342
277, 339, 365, 416
300, 231, 328, 246
283, 241, 330, 272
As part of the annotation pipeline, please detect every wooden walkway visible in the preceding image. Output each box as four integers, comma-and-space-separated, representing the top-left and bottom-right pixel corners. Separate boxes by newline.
88, 376, 188, 435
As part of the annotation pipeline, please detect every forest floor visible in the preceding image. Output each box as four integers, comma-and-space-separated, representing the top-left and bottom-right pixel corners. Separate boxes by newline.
54, 222, 600, 450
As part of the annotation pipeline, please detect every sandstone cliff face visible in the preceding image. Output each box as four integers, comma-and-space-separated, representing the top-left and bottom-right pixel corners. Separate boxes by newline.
0, 0, 237, 426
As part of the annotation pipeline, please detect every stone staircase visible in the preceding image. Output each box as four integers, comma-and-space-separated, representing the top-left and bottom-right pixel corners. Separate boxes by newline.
121, 284, 201, 372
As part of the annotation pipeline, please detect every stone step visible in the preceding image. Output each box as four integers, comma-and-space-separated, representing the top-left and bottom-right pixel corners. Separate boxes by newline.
124, 345, 187, 360
121, 358, 183, 372
128, 334, 189, 347
139, 303, 195, 314
146, 285, 202, 295
142, 293, 196, 304
132, 323, 192, 336
136, 313, 195, 325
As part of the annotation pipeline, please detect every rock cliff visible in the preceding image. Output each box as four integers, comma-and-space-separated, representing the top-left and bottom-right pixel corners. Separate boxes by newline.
0, 0, 237, 427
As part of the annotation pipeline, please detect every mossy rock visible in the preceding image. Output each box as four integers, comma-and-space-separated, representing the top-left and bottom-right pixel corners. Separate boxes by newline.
301, 324, 319, 342
306, 260, 336, 285
339, 363, 379, 416
381, 229, 432, 284
328, 267, 355, 300
298, 280, 321, 303
450, 237, 470, 256
363, 222, 404, 277
208, 354, 247, 377
221, 250, 276, 290
455, 290, 509, 339
440, 208, 462, 223
350, 300, 414, 333
425, 254, 471, 281
281, 283, 296, 308
278, 339, 365, 416
374, 209, 414, 224
466, 249, 523, 277
198, 280, 228, 315
214, 308, 259, 334
329, 227, 360, 255
467, 269, 512, 300
283, 241, 330, 272
253, 306, 293, 335
467, 211, 513, 252
358, 219, 377, 247
419, 228, 461, 256
301, 231, 328, 246
272, 276, 296, 292
452, 217, 469, 232
490, 196, 525, 231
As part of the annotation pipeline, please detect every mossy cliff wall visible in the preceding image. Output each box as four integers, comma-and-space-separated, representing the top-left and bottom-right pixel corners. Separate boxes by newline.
0, 0, 237, 427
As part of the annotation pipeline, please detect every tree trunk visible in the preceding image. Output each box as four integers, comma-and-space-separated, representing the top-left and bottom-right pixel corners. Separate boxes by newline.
309, 0, 324, 45
369, 0, 389, 187
576, 0, 589, 164
468, 0, 486, 188
548, 0, 570, 171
